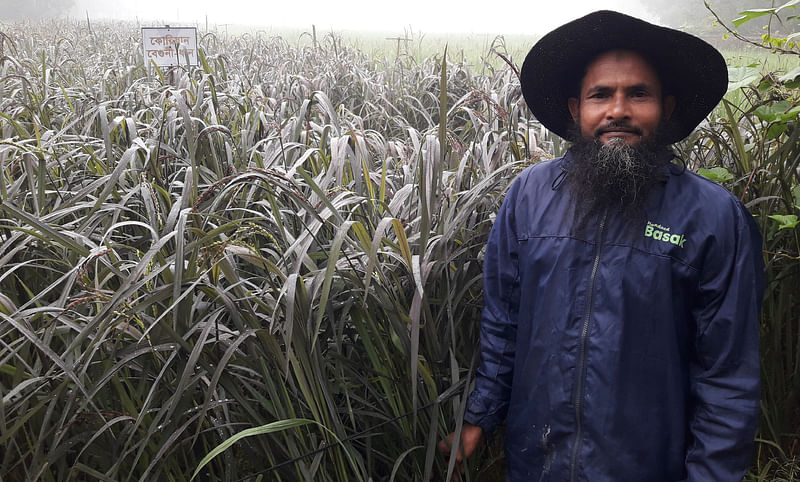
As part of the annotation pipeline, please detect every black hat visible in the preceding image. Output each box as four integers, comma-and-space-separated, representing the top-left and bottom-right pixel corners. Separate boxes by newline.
520, 10, 728, 144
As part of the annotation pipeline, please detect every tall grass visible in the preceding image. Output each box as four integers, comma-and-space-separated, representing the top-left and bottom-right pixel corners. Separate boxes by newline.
0, 18, 535, 481
677, 56, 800, 482
0, 14, 796, 481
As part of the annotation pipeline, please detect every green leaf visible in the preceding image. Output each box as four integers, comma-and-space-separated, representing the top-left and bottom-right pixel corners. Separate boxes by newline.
313, 219, 358, 350
768, 214, 799, 229
697, 167, 734, 183
1, 202, 91, 256
727, 66, 761, 92
0, 293, 16, 315
778, 65, 800, 83
733, 9, 775, 27
767, 123, 789, 140
758, 76, 775, 92
197, 47, 212, 74
190, 419, 316, 480
776, 0, 800, 14
754, 101, 800, 122
791, 185, 800, 207
763, 34, 792, 48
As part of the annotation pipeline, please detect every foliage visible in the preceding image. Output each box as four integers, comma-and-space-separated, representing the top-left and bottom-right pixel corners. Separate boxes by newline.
705, 0, 800, 53
0, 18, 534, 481
682, 3, 800, 478
643, 0, 789, 38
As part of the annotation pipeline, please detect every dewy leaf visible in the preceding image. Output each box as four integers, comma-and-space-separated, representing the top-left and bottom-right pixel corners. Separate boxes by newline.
768, 214, 799, 230
775, 0, 800, 14
778, 65, 800, 83
727, 66, 761, 92
767, 123, 789, 140
733, 9, 776, 27
190, 419, 317, 481
758, 76, 775, 92
791, 185, 800, 207
697, 167, 734, 183
754, 100, 798, 122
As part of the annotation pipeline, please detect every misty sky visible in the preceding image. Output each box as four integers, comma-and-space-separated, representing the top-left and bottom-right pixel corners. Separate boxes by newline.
70, 0, 658, 35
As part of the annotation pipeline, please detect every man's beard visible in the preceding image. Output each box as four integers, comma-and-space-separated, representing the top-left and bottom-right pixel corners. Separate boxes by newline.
566, 128, 672, 225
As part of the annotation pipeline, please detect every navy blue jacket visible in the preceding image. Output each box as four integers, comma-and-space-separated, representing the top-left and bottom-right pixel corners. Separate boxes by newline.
464, 152, 764, 481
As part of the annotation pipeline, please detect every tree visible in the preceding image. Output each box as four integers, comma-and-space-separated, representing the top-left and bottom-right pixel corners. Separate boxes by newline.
643, 0, 790, 37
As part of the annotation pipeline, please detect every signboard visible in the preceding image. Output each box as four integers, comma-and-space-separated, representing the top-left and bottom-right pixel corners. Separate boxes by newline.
142, 27, 198, 67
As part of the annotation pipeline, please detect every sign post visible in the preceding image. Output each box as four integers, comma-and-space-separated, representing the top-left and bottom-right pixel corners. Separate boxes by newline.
141, 26, 198, 68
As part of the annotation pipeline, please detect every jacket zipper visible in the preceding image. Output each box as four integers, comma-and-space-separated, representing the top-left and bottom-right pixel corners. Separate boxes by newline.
569, 210, 608, 482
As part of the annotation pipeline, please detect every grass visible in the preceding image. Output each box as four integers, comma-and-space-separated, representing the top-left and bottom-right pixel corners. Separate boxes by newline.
0, 17, 532, 481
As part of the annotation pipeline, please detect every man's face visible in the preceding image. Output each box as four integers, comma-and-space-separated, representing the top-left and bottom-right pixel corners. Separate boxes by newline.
568, 50, 675, 145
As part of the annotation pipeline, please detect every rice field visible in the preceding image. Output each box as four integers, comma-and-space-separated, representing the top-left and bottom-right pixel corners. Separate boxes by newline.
0, 17, 797, 481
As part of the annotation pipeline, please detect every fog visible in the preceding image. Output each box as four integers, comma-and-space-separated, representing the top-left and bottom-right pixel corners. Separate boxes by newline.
1, 0, 771, 35
61, 0, 656, 34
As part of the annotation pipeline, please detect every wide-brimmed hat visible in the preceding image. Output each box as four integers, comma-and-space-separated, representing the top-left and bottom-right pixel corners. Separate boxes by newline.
520, 10, 728, 144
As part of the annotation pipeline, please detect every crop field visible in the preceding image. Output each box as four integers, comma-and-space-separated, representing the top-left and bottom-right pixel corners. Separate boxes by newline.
0, 16, 797, 482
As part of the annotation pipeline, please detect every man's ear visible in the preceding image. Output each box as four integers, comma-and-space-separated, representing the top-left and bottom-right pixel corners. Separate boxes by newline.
663, 95, 676, 119
568, 97, 579, 123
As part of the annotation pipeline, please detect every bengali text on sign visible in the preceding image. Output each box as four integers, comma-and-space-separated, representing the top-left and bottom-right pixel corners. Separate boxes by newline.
141, 27, 198, 67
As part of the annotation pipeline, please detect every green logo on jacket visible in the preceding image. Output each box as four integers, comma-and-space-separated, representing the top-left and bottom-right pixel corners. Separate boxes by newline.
645, 221, 686, 248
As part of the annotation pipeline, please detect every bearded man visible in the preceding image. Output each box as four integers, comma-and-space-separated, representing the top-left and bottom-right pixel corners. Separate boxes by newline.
441, 11, 764, 482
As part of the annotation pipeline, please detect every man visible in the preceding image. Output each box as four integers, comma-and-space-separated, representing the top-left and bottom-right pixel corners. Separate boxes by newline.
441, 10, 764, 482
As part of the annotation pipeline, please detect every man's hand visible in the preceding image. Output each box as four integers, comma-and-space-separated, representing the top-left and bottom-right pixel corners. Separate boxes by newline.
438, 423, 483, 478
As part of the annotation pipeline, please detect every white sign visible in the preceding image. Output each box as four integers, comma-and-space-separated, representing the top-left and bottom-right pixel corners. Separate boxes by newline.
142, 27, 198, 67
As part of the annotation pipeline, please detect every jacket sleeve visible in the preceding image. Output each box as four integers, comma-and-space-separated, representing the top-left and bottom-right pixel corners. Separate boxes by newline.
463, 177, 523, 435
685, 198, 764, 481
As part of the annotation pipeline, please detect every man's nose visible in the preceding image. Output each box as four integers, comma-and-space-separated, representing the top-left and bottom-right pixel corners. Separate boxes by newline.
607, 94, 630, 120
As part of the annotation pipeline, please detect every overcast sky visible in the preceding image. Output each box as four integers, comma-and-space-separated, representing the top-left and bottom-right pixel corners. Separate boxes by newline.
70, 0, 658, 35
